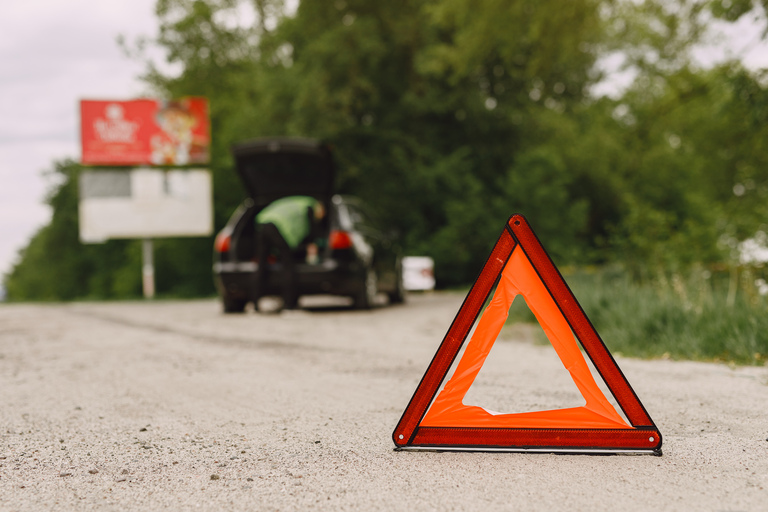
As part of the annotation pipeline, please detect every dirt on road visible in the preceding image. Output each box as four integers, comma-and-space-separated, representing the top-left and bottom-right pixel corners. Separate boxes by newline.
0, 294, 766, 511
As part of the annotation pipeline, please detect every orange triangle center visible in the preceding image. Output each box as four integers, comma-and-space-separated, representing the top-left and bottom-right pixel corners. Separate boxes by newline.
420, 246, 631, 430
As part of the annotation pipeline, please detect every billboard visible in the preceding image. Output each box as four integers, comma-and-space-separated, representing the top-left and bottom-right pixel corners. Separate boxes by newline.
78, 168, 213, 243
80, 98, 210, 166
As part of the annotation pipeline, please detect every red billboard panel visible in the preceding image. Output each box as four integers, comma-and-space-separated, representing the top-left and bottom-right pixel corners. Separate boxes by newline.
80, 97, 210, 166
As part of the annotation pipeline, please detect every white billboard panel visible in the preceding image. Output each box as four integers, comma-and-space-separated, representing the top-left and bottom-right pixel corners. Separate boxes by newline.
79, 168, 213, 243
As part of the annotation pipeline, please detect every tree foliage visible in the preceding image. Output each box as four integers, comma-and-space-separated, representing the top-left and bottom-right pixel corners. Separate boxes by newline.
5, 0, 768, 299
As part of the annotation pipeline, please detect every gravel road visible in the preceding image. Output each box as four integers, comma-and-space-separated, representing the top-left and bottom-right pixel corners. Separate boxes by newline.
1, 294, 766, 511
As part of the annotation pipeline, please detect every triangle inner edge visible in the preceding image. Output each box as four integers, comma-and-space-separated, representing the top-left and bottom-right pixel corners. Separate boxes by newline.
462, 294, 588, 417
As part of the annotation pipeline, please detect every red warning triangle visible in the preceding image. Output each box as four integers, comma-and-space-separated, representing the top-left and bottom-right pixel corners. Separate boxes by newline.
393, 215, 662, 454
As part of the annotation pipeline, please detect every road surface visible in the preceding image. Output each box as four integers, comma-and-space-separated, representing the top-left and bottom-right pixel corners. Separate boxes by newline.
0, 294, 766, 511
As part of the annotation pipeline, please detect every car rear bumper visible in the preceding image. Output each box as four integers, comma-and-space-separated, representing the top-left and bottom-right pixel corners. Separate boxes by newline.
213, 259, 364, 301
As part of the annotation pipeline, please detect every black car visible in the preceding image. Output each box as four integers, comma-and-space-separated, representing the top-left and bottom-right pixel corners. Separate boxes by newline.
213, 137, 405, 312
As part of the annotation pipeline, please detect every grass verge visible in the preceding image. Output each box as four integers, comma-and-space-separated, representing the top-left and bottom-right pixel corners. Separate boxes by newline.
507, 267, 768, 365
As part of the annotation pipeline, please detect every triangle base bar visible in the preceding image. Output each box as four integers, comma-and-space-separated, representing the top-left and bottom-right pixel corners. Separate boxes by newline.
395, 446, 662, 456
403, 426, 661, 452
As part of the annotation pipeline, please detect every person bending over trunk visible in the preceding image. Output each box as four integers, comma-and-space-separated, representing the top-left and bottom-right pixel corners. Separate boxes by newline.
253, 196, 326, 310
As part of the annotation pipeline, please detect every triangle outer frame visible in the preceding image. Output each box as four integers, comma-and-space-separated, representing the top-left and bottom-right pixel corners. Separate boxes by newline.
392, 214, 662, 454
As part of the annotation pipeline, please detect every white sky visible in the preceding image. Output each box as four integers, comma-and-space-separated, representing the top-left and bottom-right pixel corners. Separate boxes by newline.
1, 1, 767, 284
0, 0, 159, 283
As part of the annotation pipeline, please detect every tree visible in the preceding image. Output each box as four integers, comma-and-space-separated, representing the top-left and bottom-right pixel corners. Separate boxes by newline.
8, 0, 768, 299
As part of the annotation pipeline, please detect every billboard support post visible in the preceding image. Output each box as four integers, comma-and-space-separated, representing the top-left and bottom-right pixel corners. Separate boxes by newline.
142, 238, 155, 299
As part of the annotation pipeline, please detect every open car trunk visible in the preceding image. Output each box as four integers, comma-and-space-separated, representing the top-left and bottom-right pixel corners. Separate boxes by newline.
230, 137, 336, 263
231, 137, 335, 210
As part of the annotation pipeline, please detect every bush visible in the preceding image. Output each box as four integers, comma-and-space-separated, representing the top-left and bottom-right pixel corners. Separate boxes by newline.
507, 266, 768, 365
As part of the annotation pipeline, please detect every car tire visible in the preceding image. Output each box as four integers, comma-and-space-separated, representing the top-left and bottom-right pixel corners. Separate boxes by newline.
222, 295, 247, 313
353, 267, 377, 310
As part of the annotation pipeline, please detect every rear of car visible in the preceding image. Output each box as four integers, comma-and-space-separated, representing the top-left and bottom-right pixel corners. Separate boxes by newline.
213, 138, 404, 312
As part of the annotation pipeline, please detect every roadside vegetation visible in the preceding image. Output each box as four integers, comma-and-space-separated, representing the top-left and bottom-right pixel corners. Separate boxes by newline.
4, 0, 768, 364
508, 265, 768, 365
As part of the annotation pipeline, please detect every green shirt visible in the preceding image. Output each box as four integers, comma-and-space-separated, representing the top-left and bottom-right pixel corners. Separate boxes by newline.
256, 196, 319, 249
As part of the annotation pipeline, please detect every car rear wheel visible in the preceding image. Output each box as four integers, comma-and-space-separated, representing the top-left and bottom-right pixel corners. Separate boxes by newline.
222, 295, 248, 313
352, 267, 377, 310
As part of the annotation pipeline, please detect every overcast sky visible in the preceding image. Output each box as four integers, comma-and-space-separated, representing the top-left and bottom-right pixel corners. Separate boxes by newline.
0, 0, 160, 282
1, 2, 767, 284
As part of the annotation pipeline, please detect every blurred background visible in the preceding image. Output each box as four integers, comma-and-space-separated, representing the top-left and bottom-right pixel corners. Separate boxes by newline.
2, 0, 768, 362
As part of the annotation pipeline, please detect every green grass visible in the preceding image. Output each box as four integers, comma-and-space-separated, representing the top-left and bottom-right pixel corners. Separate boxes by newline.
507, 267, 768, 365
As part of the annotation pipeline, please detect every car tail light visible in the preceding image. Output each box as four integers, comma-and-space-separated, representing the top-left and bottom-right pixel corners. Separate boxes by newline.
214, 231, 231, 253
329, 230, 353, 249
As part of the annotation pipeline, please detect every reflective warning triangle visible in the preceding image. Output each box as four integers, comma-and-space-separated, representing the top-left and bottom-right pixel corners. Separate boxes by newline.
393, 215, 662, 454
